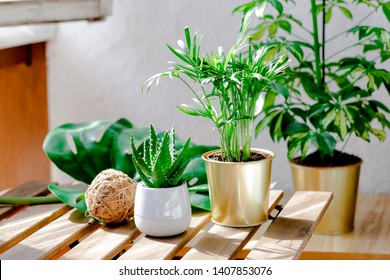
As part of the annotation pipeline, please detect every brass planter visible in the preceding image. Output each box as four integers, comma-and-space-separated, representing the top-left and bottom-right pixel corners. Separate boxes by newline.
290, 158, 362, 235
202, 148, 274, 227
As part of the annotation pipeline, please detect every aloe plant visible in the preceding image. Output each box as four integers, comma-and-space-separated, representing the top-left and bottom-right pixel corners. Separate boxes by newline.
131, 125, 191, 188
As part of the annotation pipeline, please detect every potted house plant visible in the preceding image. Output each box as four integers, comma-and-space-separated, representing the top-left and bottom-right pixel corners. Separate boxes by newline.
143, 22, 289, 227
0, 119, 215, 218
234, 0, 390, 234
131, 124, 192, 236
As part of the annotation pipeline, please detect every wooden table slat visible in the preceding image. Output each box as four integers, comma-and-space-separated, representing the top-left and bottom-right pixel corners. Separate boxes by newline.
0, 203, 71, 253
245, 191, 333, 260
181, 190, 284, 260
300, 251, 390, 260
0, 208, 97, 260
0, 181, 52, 219
60, 221, 141, 260
305, 194, 390, 256
0, 181, 52, 198
118, 213, 211, 260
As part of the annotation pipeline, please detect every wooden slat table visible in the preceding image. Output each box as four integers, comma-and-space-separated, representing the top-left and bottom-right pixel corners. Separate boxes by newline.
301, 194, 390, 260
0, 182, 332, 260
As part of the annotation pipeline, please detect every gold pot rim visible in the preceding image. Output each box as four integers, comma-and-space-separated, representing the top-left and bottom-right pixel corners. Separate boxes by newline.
289, 156, 362, 170
202, 148, 275, 165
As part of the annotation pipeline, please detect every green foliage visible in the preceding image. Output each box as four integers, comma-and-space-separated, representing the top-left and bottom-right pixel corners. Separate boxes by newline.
130, 125, 191, 188
43, 118, 148, 184
143, 23, 289, 162
0, 195, 61, 205
48, 184, 87, 213
235, 0, 390, 161
43, 118, 217, 210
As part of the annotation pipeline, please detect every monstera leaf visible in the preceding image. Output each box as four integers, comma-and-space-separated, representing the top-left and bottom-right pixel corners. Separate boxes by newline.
48, 184, 87, 213
43, 118, 216, 211
43, 118, 148, 184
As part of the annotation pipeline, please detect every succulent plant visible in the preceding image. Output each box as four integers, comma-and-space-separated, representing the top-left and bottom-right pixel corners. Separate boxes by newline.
130, 125, 191, 188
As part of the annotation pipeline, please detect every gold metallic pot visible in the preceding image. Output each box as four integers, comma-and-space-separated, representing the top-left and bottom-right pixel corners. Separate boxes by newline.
290, 158, 362, 235
202, 148, 274, 227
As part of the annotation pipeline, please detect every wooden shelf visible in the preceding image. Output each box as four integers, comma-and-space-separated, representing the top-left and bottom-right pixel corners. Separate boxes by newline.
0, 0, 112, 27
0, 24, 55, 50
301, 193, 390, 259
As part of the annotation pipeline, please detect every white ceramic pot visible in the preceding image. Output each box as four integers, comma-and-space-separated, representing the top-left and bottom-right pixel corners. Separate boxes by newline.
134, 182, 192, 237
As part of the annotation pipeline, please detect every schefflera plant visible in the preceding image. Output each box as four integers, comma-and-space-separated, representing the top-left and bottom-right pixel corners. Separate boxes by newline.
130, 124, 191, 188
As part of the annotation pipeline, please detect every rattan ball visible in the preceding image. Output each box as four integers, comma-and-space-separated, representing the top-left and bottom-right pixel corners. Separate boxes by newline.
85, 169, 137, 224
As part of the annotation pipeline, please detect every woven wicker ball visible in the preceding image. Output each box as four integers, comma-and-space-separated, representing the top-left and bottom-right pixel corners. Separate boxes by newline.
85, 169, 137, 224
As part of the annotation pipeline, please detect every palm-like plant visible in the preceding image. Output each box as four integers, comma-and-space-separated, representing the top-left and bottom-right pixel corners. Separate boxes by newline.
234, 0, 390, 163
143, 21, 289, 162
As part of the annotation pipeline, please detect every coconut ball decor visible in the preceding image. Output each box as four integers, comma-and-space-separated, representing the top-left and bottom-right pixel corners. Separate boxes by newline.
85, 169, 137, 224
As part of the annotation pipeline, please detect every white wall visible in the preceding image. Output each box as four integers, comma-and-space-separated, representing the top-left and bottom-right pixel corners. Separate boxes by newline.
47, 0, 390, 194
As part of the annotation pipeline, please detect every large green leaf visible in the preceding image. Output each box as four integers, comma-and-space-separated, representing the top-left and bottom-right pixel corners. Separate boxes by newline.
285, 122, 310, 136
188, 184, 209, 193
189, 192, 211, 211
316, 133, 336, 157
48, 184, 87, 213
183, 144, 218, 187
43, 118, 148, 184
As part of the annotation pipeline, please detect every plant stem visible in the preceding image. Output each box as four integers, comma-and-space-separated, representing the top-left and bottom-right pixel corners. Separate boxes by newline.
310, 0, 323, 87
322, 0, 326, 85
338, 73, 366, 94
0, 196, 61, 205
289, 32, 310, 43
339, 133, 352, 155
241, 119, 252, 160
177, 75, 211, 119
326, 10, 376, 43
326, 37, 372, 61
285, 14, 312, 35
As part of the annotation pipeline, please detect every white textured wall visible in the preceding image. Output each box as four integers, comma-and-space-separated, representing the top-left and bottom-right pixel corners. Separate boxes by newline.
47, 0, 390, 194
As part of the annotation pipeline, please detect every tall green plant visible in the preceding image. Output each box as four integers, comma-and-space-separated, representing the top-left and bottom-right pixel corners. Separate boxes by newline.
235, 0, 390, 162
143, 22, 289, 162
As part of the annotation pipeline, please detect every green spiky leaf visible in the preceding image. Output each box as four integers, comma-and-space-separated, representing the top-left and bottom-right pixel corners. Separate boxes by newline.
131, 125, 195, 189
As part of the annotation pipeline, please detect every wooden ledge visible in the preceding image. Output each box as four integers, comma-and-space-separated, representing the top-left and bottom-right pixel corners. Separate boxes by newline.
303, 194, 390, 259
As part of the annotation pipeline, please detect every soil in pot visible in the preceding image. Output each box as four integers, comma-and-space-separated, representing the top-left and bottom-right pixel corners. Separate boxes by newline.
208, 150, 273, 162
292, 150, 361, 167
